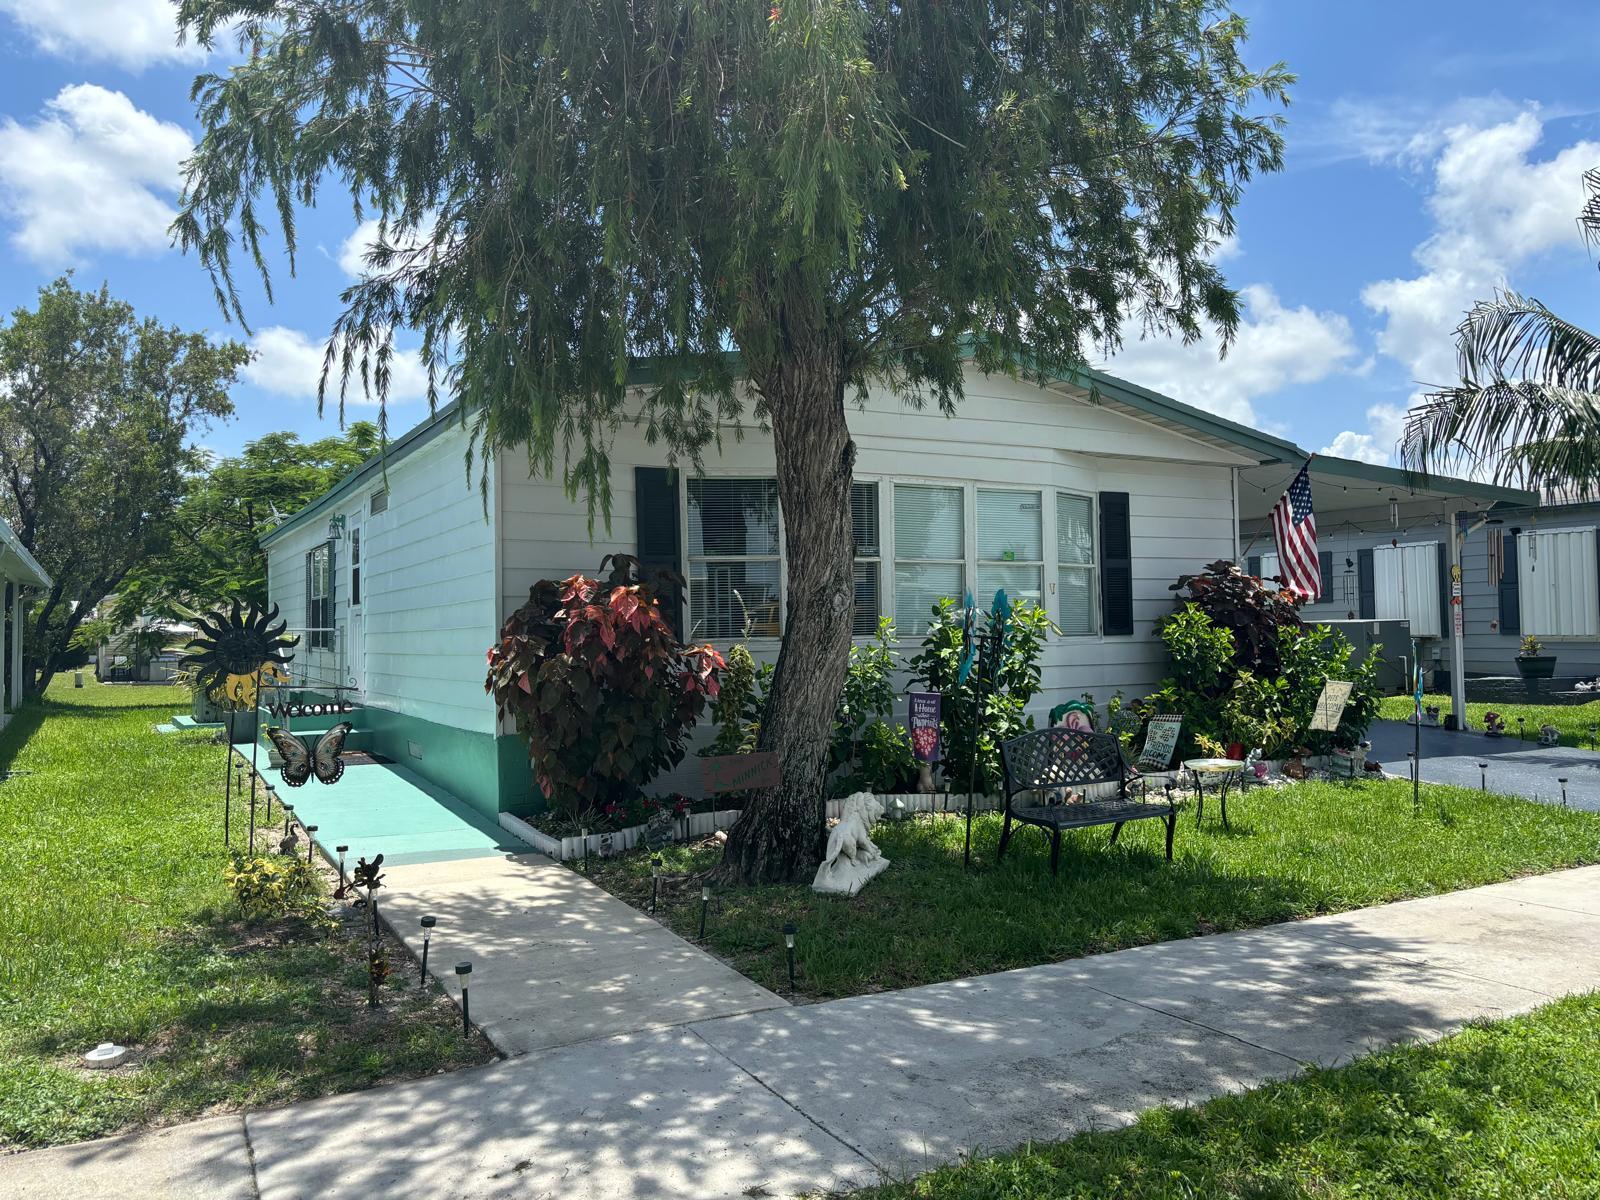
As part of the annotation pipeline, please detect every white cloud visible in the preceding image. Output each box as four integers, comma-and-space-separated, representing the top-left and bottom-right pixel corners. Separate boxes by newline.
0, 84, 191, 265
1363, 111, 1600, 387
1100, 284, 1360, 426
0, 0, 202, 70
334, 213, 441, 279
1321, 403, 1408, 466
244, 326, 430, 406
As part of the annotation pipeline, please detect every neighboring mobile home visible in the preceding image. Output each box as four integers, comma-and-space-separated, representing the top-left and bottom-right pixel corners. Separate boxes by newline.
262, 364, 1510, 818
1236, 459, 1536, 693
0, 513, 50, 726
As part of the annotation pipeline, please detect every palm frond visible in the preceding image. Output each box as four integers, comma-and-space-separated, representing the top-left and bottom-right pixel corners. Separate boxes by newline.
1582, 167, 1600, 252
1453, 291, 1600, 393
1402, 378, 1600, 486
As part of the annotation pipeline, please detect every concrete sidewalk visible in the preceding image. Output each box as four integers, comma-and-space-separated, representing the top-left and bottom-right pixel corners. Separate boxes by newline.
9, 865, 1600, 1199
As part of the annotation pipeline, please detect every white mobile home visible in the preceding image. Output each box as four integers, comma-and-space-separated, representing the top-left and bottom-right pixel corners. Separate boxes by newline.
263, 363, 1436, 818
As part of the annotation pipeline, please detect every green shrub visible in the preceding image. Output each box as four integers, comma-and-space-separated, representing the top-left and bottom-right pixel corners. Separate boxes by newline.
831, 618, 910, 790
704, 641, 769, 756
225, 850, 322, 923
909, 598, 1053, 794
1150, 599, 1383, 758
486, 555, 724, 819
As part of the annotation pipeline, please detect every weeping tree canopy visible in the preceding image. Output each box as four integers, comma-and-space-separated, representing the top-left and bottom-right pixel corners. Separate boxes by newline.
1402, 168, 1600, 490
175, 0, 1289, 882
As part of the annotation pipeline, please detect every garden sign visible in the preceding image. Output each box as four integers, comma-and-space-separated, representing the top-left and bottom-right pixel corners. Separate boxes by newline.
699, 751, 781, 795
1309, 680, 1353, 733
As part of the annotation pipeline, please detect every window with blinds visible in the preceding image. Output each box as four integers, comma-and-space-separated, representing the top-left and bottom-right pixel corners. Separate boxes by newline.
687, 478, 781, 639
894, 484, 964, 634
1056, 492, 1096, 636
851, 481, 881, 636
1519, 528, 1599, 637
977, 488, 1043, 608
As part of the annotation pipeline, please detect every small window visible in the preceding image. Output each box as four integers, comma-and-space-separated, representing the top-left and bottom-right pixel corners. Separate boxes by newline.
851, 481, 881, 636
306, 542, 334, 649
349, 527, 361, 608
894, 484, 964, 635
369, 488, 388, 516
1056, 492, 1097, 636
976, 488, 1043, 608
687, 478, 781, 640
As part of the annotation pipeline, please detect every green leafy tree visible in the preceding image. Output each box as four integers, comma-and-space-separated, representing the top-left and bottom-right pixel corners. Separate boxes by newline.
1402, 169, 1600, 486
121, 423, 383, 616
175, 0, 1289, 882
0, 278, 246, 693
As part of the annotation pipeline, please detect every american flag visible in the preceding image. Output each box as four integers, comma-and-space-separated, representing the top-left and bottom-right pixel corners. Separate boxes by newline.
1270, 463, 1321, 600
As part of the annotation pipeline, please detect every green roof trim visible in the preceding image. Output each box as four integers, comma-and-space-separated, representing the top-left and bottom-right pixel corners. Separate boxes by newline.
1307, 456, 1538, 508
258, 402, 462, 549
1068, 366, 1304, 463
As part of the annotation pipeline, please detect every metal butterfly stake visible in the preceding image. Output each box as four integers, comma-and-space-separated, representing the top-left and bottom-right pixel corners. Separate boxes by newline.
181, 600, 299, 853
351, 855, 387, 1008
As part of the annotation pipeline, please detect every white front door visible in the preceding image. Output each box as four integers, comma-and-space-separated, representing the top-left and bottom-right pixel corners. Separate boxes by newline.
345, 516, 365, 695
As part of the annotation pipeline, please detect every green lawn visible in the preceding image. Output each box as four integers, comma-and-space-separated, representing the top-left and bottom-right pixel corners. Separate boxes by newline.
846, 991, 1600, 1199
592, 778, 1600, 1000
1380, 692, 1600, 747
0, 678, 494, 1149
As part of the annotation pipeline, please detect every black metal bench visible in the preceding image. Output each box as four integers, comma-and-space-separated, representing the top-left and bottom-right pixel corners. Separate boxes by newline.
998, 727, 1178, 874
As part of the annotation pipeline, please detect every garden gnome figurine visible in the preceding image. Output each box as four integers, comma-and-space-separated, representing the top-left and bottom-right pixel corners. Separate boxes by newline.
812, 793, 890, 896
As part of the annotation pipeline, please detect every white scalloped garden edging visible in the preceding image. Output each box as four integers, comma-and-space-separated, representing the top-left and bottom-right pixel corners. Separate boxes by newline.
500, 791, 1004, 862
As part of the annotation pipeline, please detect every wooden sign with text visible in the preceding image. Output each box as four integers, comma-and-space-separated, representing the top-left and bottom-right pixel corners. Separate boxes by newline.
700, 751, 781, 795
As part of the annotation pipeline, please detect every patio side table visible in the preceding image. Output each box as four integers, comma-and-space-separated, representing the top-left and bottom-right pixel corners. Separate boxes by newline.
1182, 757, 1246, 830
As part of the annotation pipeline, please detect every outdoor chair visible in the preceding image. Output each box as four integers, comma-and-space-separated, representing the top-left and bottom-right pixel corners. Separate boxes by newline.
998, 727, 1178, 874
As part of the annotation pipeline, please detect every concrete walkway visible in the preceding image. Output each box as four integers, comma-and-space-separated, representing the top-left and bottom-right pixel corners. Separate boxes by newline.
8, 864, 1600, 1200
1369, 718, 1600, 809
378, 853, 788, 1055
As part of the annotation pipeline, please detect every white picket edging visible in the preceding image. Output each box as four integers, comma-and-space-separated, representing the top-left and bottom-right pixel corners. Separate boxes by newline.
500, 791, 1004, 862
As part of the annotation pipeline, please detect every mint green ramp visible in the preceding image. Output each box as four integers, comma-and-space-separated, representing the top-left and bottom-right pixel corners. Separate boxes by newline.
280, 762, 528, 867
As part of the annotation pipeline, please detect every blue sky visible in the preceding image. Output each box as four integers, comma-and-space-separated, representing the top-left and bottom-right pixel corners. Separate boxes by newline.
0, 1, 1597, 466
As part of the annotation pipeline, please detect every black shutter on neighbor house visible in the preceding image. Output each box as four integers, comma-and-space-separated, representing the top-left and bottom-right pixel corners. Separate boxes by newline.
1098, 491, 1133, 637
1436, 541, 1449, 639
1246, 554, 1261, 578
635, 466, 683, 638
1357, 548, 1376, 620
1499, 529, 1521, 635
1318, 551, 1333, 601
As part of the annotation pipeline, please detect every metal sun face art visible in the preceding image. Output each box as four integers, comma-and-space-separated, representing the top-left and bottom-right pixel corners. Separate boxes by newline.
181, 601, 300, 697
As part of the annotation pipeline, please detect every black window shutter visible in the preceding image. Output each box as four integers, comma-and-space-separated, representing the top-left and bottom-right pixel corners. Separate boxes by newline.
304, 551, 314, 638
1246, 554, 1261, 578
635, 466, 683, 638
1098, 491, 1133, 637
1436, 540, 1449, 639
1499, 530, 1520, 635
1357, 548, 1376, 620
1318, 551, 1333, 601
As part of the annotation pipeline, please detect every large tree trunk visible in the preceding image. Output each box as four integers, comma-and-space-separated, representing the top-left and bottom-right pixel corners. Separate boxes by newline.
713, 334, 857, 885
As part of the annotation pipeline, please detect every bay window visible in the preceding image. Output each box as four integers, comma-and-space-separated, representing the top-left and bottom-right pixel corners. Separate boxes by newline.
977, 489, 1044, 608
1056, 492, 1097, 636
687, 478, 781, 640
893, 484, 965, 635
851, 482, 882, 636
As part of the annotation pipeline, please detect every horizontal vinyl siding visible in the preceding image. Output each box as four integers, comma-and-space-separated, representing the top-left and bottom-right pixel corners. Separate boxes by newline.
1460, 505, 1600, 676
497, 368, 1242, 747
266, 426, 497, 734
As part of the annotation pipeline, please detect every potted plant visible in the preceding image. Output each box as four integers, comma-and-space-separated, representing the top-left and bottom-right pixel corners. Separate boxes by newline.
1516, 634, 1557, 680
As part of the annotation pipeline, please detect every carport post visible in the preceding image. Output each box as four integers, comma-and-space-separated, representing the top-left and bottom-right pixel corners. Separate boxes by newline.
1449, 511, 1469, 731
